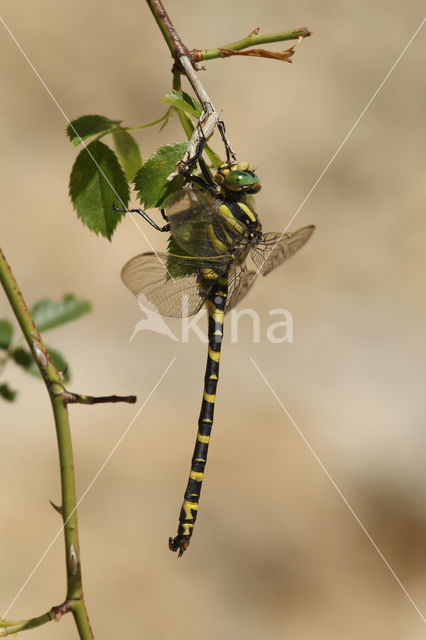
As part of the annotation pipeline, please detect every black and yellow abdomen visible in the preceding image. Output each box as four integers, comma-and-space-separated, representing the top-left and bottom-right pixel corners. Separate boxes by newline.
169, 274, 228, 556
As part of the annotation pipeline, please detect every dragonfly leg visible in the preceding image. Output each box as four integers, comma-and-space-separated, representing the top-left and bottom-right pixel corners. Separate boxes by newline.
217, 120, 236, 168
113, 204, 170, 232
180, 124, 217, 194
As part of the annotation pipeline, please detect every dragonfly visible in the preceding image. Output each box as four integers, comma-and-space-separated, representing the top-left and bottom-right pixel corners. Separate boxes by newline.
118, 153, 314, 556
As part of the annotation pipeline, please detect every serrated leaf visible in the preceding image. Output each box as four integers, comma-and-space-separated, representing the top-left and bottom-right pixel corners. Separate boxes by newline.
0, 382, 16, 402
156, 175, 185, 209
0, 320, 13, 350
67, 115, 121, 147
69, 140, 129, 239
161, 90, 203, 119
30, 295, 92, 332
133, 142, 188, 209
12, 346, 70, 382
112, 129, 142, 181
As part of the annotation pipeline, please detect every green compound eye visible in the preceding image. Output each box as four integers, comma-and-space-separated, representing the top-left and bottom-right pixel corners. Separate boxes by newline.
223, 171, 255, 191
215, 161, 262, 193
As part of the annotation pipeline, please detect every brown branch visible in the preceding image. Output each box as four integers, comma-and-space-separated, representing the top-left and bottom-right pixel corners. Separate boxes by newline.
63, 391, 137, 405
146, 0, 190, 61
218, 45, 296, 63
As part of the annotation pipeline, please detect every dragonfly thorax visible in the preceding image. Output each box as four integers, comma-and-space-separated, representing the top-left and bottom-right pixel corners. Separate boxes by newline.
217, 198, 262, 245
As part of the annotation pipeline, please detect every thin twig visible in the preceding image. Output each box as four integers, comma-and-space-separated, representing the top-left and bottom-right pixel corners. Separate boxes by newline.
146, 1, 225, 173
0, 607, 59, 636
192, 26, 312, 61
168, 55, 222, 178
0, 246, 94, 640
146, 0, 190, 59
64, 391, 137, 404
146, 1, 311, 177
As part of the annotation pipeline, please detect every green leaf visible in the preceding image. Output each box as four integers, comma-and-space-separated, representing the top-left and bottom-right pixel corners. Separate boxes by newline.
11, 347, 34, 371
69, 140, 129, 239
0, 320, 13, 350
205, 144, 223, 169
0, 382, 16, 402
161, 90, 203, 119
156, 175, 185, 209
133, 142, 188, 209
167, 235, 184, 255
12, 346, 70, 382
166, 236, 196, 279
112, 129, 142, 181
159, 107, 173, 131
46, 347, 70, 383
30, 295, 92, 332
67, 115, 121, 147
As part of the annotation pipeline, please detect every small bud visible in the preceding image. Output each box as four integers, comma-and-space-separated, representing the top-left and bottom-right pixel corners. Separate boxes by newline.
33, 342, 47, 370
68, 544, 78, 575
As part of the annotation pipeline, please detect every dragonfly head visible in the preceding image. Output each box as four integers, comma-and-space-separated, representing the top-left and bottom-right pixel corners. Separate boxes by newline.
215, 161, 261, 195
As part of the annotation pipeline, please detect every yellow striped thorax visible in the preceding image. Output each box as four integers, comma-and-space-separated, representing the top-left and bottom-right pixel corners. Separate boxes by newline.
210, 160, 263, 245
218, 199, 262, 245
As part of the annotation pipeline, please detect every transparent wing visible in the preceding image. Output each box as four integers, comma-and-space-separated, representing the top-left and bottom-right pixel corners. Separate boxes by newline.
251, 225, 315, 276
121, 252, 204, 318
225, 265, 258, 313
121, 252, 229, 318
224, 225, 315, 311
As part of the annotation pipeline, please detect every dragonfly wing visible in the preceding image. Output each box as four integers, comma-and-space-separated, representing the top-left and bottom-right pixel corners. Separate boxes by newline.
225, 265, 259, 313
166, 187, 221, 257
121, 252, 214, 318
251, 225, 315, 276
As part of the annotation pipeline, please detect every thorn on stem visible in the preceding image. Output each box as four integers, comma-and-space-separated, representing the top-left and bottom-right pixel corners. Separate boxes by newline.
49, 499, 63, 516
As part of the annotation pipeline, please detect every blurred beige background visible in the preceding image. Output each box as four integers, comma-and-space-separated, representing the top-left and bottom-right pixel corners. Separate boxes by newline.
1, 1, 426, 638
